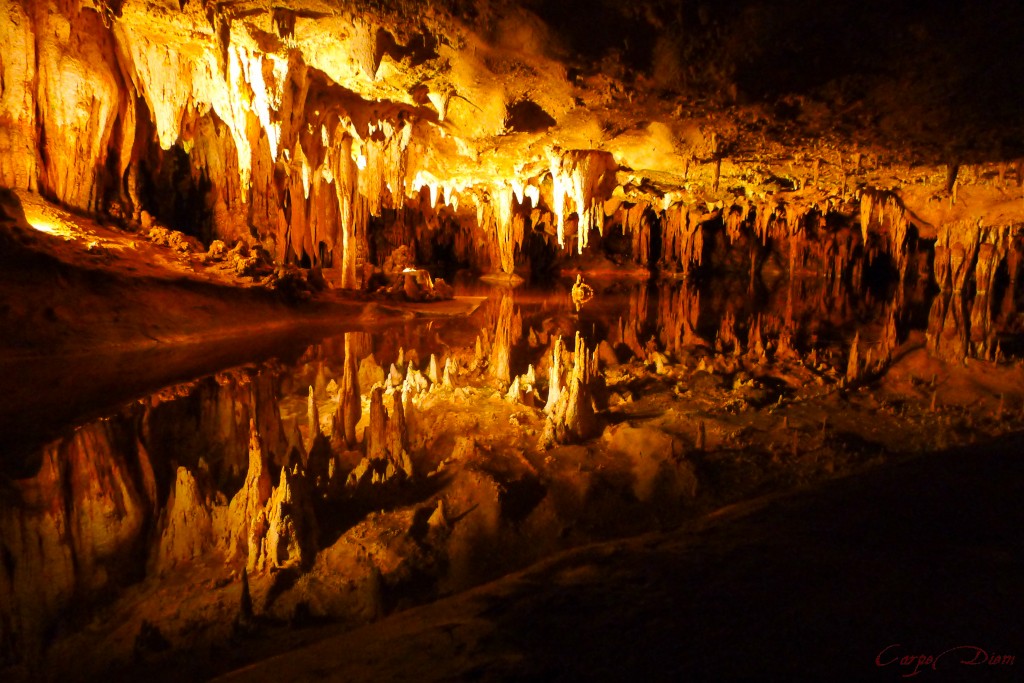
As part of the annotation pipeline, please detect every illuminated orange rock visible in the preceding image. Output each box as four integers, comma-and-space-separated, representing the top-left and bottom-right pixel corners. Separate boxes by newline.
223, 421, 273, 561
249, 466, 318, 572
155, 467, 213, 572
333, 334, 362, 448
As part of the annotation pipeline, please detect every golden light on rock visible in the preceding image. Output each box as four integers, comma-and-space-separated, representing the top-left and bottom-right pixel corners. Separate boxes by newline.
2, 0, 1024, 680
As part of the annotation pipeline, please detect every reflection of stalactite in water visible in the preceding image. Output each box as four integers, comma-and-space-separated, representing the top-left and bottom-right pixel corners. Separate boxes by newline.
998, 236, 1022, 328
715, 309, 740, 355
489, 291, 522, 384
746, 313, 767, 361
658, 282, 703, 357
347, 386, 413, 488
927, 294, 969, 362
927, 223, 1020, 362
333, 333, 361, 449
543, 332, 598, 443
615, 283, 649, 360
224, 421, 273, 561
365, 387, 388, 462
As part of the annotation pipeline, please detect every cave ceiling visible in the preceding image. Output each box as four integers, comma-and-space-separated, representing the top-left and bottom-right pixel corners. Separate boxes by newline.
2, 0, 1023, 273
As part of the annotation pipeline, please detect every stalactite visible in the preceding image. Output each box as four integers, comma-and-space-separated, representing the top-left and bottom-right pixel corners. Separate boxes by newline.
608, 200, 654, 265
660, 203, 704, 276
859, 189, 912, 281
548, 149, 618, 253
724, 199, 749, 243
485, 183, 526, 274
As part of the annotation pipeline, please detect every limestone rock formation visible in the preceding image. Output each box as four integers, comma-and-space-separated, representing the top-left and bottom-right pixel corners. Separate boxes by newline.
248, 466, 318, 573
489, 291, 522, 384
0, 421, 150, 663
332, 334, 361, 448
155, 467, 214, 572
223, 421, 273, 560
358, 353, 386, 391
347, 386, 414, 488
544, 332, 599, 443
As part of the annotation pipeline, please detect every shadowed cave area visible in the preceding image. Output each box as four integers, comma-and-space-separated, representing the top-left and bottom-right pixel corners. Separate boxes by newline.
1, 0, 1023, 681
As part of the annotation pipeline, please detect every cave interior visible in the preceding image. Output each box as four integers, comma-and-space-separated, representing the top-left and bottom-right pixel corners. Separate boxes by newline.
1, 0, 1024, 680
